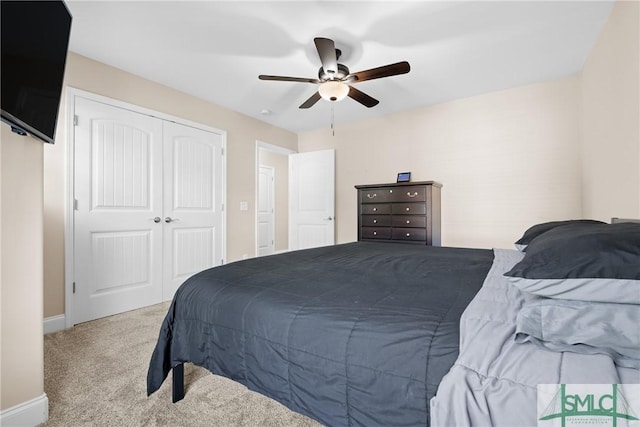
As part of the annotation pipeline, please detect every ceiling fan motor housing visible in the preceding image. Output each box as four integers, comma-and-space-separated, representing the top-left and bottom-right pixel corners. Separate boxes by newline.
319, 63, 350, 82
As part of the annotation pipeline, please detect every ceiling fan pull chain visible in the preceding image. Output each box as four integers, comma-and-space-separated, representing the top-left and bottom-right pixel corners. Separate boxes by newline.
331, 104, 335, 136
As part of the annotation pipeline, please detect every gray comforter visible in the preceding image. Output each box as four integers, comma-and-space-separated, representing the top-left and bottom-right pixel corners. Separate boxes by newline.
147, 242, 493, 426
430, 249, 640, 426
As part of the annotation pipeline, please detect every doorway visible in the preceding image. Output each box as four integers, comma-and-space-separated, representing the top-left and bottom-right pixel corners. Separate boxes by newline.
256, 141, 295, 256
255, 143, 336, 256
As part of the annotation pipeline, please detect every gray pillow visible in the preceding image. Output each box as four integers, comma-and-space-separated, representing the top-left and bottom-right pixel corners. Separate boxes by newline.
513, 219, 605, 251
505, 223, 640, 303
515, 296, 640, 369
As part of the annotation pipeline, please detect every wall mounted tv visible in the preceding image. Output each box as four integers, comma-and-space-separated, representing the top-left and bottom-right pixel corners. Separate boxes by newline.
1, 1, 72, 144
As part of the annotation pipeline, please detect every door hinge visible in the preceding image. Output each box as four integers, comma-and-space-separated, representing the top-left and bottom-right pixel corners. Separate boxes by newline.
221, 203, 224, 211
221, 259, 224, 265
73, 282, 76, 293
73, 199, 78, 210
221, 147, 224, 156
73, 115, 78, 126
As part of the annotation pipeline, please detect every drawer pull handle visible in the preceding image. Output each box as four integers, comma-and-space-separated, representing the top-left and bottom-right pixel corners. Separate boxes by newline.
406, 233, 411, 237
373, 207, 378, 212
373, 219, 377, 224
407, 192, 418, 198
367, 193, 377, 199
373, 231, 377, 236
405, 207, 410, 212
406, 220, 411, 224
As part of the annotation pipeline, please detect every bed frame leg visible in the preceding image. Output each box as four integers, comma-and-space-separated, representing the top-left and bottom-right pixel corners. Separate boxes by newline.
172, 363, 185, 403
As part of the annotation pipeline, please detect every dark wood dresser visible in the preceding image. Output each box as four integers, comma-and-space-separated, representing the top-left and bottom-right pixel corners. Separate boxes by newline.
355, 181, 442, 246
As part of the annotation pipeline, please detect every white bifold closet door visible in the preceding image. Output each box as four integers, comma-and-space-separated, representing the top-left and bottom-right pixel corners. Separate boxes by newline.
73, 96, 223, 325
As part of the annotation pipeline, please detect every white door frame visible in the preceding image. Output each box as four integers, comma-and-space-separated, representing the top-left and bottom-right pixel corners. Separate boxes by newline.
64, 87, 227, 327
255, 141, 296, 258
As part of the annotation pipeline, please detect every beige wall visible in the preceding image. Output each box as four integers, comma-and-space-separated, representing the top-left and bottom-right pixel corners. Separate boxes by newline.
299, 77, 582, 249
581, 0, 640, 220
1, 127, 45, 410
259, 149, 289, 252
298, 0, 639, 249
43, 52, 298, 318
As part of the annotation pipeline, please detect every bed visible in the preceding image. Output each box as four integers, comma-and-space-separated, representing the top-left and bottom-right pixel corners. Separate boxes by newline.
147, 221, 640, 426
147, 242, 493, 426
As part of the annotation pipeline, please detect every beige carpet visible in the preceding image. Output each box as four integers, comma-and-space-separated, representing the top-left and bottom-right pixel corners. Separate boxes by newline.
42, 302, 322, 427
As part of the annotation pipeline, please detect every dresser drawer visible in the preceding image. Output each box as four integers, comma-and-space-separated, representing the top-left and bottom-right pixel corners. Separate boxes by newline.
361, 204, 391, 214
392, 215, 427, 228
389, 186, 427, 203
360, 189, 392, 203
361, 227, 392, 239
392, 228, 427, 241
392, 203, 427, 215
362, 215, 392, 227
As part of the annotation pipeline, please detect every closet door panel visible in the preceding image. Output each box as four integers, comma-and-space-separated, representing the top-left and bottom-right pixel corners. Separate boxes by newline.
73, 96, 163, 324
162, 121, 224, 300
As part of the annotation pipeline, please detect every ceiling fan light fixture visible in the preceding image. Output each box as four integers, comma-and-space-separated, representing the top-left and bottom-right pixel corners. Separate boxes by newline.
318, 81, 349, 102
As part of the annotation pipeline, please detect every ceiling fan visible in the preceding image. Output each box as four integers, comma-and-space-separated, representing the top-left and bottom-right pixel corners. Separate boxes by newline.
259, 37, 410, 109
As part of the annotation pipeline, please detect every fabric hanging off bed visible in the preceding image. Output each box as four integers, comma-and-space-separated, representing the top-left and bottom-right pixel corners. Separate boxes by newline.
147, 242, 493, 427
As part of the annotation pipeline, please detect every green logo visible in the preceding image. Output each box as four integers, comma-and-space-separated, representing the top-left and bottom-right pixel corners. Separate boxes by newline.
539, 384, 639, 427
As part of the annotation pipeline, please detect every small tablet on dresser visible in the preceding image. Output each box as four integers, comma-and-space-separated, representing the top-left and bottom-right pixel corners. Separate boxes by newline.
396, 172, 411, 182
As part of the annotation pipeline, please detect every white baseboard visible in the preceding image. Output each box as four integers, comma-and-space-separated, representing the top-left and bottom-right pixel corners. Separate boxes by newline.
0, 394, 48, 427
44, 314, 66, 334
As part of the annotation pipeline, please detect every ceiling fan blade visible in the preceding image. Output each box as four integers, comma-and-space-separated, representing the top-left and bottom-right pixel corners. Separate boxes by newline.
314, 37, 337, 75
349, 61, 410, 83
259, 75, 320, 84
299, 91, 322, 109
348, 86, 379, 108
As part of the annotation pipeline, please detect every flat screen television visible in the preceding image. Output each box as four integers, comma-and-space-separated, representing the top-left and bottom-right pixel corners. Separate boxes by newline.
1, 1, 72, 144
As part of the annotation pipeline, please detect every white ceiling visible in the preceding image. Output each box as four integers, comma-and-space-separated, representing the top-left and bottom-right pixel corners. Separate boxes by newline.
66, 1, 614, 133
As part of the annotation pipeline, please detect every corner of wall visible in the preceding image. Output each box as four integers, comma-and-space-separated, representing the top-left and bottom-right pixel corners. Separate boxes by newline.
579, 0, 640, 220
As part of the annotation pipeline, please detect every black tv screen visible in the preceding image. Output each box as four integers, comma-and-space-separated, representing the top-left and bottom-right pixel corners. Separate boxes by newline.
1, 1, 72, 144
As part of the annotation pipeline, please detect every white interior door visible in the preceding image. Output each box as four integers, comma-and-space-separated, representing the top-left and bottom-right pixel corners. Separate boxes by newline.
162, 121, 224, 300
257, 166, 275, 256
73, 97, 163, 324
289, 149, 335, 250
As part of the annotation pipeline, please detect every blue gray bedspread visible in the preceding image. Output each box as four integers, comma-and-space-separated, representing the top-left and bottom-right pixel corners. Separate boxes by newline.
147, 242, 493, 426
